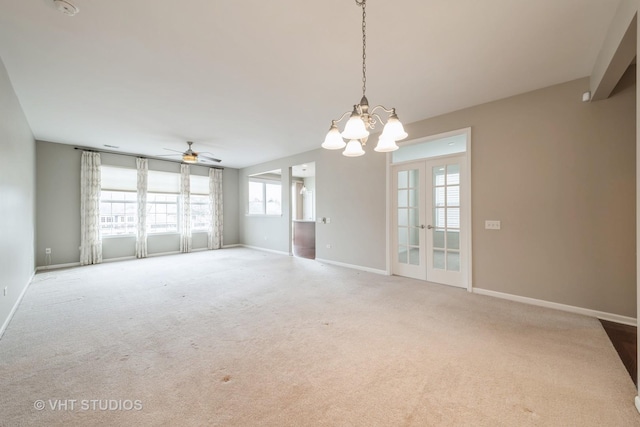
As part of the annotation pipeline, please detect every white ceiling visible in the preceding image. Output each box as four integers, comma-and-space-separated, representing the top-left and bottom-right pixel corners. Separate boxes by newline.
0, 0, 621, 169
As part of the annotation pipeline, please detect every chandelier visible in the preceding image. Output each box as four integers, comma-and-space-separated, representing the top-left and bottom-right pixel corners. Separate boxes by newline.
321, 0, 407, 157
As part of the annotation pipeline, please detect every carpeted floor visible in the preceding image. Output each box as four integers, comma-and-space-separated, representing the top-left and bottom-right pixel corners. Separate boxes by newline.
0, 247, 638, 426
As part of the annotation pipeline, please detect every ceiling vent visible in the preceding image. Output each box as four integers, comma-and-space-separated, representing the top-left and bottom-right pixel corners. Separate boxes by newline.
53, 0, 79, 16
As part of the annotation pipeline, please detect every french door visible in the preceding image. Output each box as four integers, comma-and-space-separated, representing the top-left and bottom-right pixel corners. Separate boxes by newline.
392, 155, 467, 288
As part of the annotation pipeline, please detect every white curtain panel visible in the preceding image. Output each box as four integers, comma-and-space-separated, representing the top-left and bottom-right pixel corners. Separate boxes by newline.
135, 158, 148, 258
80, 151, 102, 265
208, 168, 224, 250
180, 164, 192, 253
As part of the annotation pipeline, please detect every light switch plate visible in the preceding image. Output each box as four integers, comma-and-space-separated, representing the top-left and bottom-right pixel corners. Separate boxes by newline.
485, 220, 501, 230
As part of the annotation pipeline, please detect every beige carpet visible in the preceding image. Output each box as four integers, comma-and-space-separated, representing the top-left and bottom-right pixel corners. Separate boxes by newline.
0, 248, 638, 426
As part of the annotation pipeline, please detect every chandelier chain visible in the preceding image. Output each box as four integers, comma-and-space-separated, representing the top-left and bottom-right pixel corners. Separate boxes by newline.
361, 0, 366, 97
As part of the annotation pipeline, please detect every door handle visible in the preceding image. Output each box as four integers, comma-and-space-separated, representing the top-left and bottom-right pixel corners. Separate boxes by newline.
414, 225, 426, 229
426, 225, 434, 230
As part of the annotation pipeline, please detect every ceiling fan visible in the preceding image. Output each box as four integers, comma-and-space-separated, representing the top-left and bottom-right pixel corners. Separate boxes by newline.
159, 141, 221, 164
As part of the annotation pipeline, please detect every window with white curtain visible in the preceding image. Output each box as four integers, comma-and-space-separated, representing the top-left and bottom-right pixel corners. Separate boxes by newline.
147, 170, 180, 234
100, 167, 216, 236
190, 175, 210, 232
100, 166, 137, 237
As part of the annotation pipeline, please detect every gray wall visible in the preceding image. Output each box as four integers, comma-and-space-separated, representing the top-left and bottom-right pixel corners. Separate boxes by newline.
35, 142, 240, 265
241, 73, 636, 317
0, 57, 36, 331
408, 72, 636, 317
239, 148, 388, 270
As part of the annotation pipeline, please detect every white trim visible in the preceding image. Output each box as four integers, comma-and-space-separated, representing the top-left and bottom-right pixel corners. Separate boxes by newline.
464, 128, 473, 292
102, 256, 135, 263
36, 262, 81, 271
241, 244, 290, 256
635, 396, 640, 415
385, 152, 392, 275
222, 244, 241, 249
0, 270, 35, 340
315, 258, 389, 276
473, 288, 637, 326
147, 250, 181, 258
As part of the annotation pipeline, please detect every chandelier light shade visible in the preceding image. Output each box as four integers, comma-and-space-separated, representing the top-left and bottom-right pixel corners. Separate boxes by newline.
321, 0, 407, 157
343, 139, 366, 157
374, 137, 399, 153
321, 122, 347, 150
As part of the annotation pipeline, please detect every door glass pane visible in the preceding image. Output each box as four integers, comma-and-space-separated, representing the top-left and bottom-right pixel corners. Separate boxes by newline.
434, 187, 445, 207
409, 208, 419, 227
433, 250, 445, 269
409, 169, 419, 188
447, 164, 460, 185
447, 251, 460, 272
433, 229, 445, 249
435, 208, 445, 227
447, 208, 460, 228
408, 189, 418, 208
398, 228, 408, 245
409, 227, 419, 245
398, 190, 408, 207
398, 170, 408, 188
409, 247, 420, 265
398, 247, 408, 263
447, 186, 460, 206
433, 166, 445, 186
398, 208, 408, 226
447, 231, 459, 250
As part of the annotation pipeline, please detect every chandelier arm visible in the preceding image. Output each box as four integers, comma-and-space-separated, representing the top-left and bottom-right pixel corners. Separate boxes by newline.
332, 111, 353, 125
371, 113, 385, 125
370, 105, 396, 115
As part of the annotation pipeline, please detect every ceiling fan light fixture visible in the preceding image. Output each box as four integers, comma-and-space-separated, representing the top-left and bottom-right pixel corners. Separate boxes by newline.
182, 154, 198, 163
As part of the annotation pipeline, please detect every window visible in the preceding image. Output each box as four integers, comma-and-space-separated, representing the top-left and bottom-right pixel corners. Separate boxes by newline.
146, 193, 179, 233
100, 166, 137, 237
190, 175, 211, 232
248, 179, 281, 215
147, 170, 180, 234
100, 191, 137, 236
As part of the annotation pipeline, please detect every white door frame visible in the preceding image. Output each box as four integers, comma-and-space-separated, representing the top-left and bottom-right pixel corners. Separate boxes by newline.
386, 127, 473, 292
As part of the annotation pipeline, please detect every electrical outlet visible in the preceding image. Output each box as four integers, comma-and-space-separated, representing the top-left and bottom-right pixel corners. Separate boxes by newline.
326, 217, 331, 224
326, 244, 331, 249
3, 287, 7, 297
485, 220, 501, 230
45, 248, 51, 254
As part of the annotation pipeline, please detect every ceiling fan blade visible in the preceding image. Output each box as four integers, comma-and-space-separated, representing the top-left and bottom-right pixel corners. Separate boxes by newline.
155, 153, 181, 157
163, 148, 184, 154
199, 155, 222, 163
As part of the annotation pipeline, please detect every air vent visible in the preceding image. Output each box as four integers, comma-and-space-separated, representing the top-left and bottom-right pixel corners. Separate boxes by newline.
53, 0, 79, 16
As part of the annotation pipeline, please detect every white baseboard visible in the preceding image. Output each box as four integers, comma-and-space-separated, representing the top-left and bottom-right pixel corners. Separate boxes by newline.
473, 288, 637, 326
0, 270, 35, 340
103, 256, 136, 263
241, 245, 290, 256
222, 244, 241, 249
36, 262, 81, 271
147, 251, 181, 258
635, 396, 640, 414
315, 258, 389, 276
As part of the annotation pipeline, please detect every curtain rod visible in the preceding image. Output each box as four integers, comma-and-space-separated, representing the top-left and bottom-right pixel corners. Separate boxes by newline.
73, 146, 224, 170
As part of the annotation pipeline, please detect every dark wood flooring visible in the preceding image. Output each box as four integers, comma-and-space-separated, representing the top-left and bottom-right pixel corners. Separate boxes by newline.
600, 319, 637, 386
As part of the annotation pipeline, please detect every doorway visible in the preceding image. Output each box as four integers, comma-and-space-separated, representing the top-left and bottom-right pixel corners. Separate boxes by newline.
390, 129, 471, 289
291, 162, 316, 259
